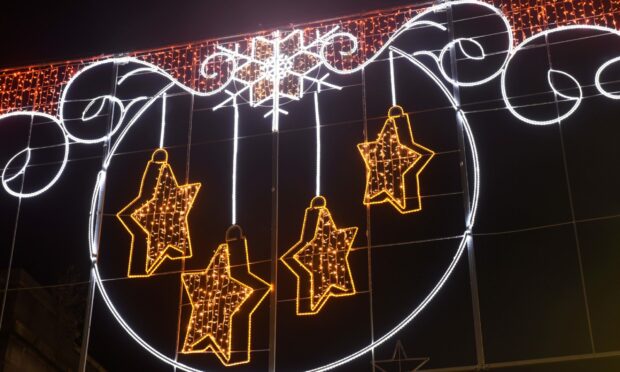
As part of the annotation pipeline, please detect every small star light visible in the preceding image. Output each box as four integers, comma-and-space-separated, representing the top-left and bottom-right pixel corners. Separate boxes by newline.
117, 149, 201, 278
358, 105, 435, 214
373, 340, 429, 372
280, 196, 358, 315
181, 226, 270, 366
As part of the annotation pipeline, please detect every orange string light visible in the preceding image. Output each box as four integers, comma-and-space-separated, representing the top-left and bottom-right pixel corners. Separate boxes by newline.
280, 196, 358, 315
1, 0, 618, 116
117, 149, 201, 278
180, 225, 270, 366
358, 106, 434, 214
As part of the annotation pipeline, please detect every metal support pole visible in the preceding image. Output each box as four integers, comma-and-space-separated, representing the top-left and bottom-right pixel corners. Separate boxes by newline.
174, 93, 196, 371
446, 4, 485, 368
78, 268, 97, 370
268, 130, 280, 372
362, 70, 377, 371
79, 61, 119, 371
543, 33, 596, 353
0, 115, 33, 331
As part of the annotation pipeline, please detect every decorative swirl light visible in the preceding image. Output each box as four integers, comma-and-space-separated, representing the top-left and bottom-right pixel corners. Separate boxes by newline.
501, 25, 620, 126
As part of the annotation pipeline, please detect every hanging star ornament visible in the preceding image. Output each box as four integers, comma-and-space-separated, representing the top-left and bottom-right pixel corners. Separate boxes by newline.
180, 225, 270, 366
358, 105, 435, 214
117, 149, 201, 278
280, 196, 358, 315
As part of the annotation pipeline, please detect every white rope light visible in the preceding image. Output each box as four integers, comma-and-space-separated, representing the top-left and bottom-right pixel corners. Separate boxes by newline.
314, 92, 321, 197
232, 96, 239, 225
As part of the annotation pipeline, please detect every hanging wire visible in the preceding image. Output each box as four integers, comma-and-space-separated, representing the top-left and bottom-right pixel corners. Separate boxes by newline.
232, 96, 240, 225
389, 50, 397, 107
314, 92, 321, 197
159, 93, 167, 149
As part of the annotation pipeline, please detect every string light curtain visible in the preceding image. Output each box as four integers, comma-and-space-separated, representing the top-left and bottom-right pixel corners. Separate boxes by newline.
2, 0, 619, 117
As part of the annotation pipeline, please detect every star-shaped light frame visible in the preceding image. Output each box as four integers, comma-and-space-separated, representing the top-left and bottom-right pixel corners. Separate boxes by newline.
116, 149, 201, 278
373, 340, 429, 372
280, 196, 358, 316
358, 105, 435, 214
180, 226, 270, 366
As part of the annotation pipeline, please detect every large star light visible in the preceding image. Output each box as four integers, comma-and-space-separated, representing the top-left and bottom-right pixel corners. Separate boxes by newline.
117, 149, 201, 277
281, 196, 358, 315
358, 106, 435, 214
181, 226, 270, 366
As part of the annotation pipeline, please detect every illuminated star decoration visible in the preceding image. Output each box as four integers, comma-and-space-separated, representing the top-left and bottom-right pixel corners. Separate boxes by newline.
117, 149, 201, 278
181, 225, 270, 366
281, 196, 358, 315
358, 105, 435, 214
373, 340, 429, 372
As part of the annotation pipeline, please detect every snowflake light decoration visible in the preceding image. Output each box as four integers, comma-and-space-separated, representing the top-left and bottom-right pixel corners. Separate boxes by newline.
212, 28, 344, 130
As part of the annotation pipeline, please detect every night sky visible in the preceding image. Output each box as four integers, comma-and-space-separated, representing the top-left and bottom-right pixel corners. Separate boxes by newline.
2, 0, 620, 371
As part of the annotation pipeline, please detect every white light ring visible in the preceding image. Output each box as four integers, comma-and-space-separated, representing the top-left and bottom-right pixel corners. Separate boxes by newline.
501, 24, 620, 126
595, 55, 620, 99
319, 0, 513, 80
85, 5, 494, 369
0, 112, 70, 199
87, 50, 480, 371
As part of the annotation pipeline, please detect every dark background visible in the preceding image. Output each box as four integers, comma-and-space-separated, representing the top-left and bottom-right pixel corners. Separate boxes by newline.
2, 0, 620, 371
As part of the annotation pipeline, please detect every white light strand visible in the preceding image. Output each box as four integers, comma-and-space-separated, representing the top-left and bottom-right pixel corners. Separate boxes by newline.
314, 92, 321, 197
159, 92, 167, 149
232, 96, 239, 225
273, 31, 281, 132
389, 50, 397, 106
